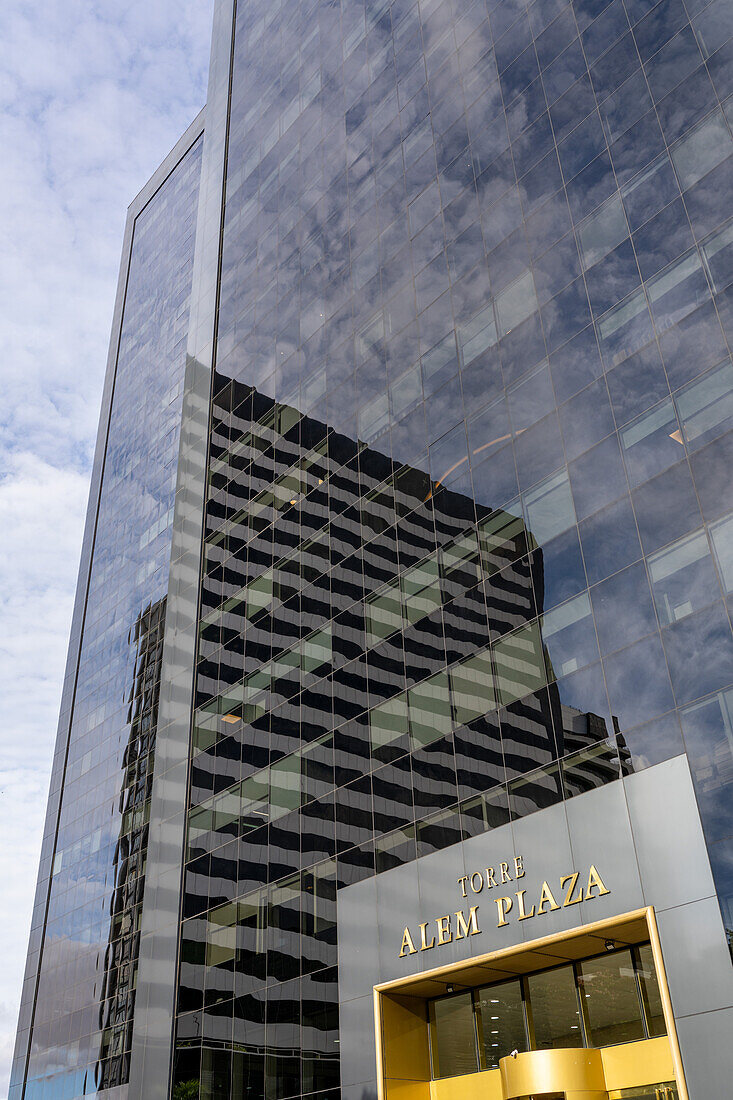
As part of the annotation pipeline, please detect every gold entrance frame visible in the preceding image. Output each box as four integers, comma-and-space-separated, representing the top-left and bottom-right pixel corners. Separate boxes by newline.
372, 907, 688, 1100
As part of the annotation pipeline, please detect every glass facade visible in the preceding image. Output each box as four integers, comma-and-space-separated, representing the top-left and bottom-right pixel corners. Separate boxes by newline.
173, 0, 733, 1096
10, 0, 733, 1097
427, 943, 664, 1077
176, 382, 623, 1096
11, 134, 203, 1100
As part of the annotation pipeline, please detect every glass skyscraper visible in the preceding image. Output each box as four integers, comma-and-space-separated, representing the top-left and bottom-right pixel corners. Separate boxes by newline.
10, 1, 733, 1099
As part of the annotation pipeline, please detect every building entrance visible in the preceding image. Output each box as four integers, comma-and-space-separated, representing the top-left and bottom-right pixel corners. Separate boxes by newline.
373, 909, 688, 1100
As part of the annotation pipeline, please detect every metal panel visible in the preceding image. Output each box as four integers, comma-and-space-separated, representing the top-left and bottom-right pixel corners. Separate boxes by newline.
338, 756, 730, 1096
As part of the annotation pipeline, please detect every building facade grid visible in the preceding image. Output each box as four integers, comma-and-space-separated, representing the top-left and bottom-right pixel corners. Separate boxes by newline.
10, 0, 733, 1098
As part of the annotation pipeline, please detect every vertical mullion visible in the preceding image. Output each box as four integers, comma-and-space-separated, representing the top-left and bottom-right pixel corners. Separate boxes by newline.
574, 960, 592, 1048
522, 974, 535, 1050
471, 988, 483, 1073
633, 943, 652, 1039
426, 1000, 436, 1081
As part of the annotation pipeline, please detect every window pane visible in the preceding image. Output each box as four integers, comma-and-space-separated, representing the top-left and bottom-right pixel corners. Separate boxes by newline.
459, 304, 498, 368
494, 621, 549, 706
450, 650, 496, 726
374, 824, 416, 873
527, 965, 583, 1049
619, 398, 682, 486
409, 671, 452, 748
402, 558, 442, 623
495, 270, 538, 335
440, 531, 480, 586
509, 763, 563, 818
597, 286, 653, 369
429, 992, 478, 1079
206, 901, 238, 967
577, 949, 645, 1047
359, 392, 389, 441
238, 888, 267, 958
579, 194, 628, 270
478, 504, 530, 575
636, 945, 667, 1038
508, 362, 555, 432
269, 754, 302, 820
710, 513, 733, 593
247, 569, 275, 616
430, 422, 469, 487
416, 805, 463, 858
356, 314, 384, 364
648, 529, 719, 625
370, 694, 409, 753
422, 332, 459, 396
542, 591, 598, 677
467, 394, 511, 461
647, 250, 710, 332
301, 626, 332, 672
670, 110, 732, 190
460, 787, 511, 838
477, 980, 528, 1069
679, 689, 733, 843
391, 362, 422, 420
702, 221, 733, 296
365, 585, 403, 645
675, 360, 733, 452
524, 469, 576, 545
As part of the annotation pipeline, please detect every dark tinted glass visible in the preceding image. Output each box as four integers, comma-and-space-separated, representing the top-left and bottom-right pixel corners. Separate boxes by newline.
578, 949, 645, 1046
429, 992, 478, 1079
477, 980, 528, 1069
527, 965, 584, 1049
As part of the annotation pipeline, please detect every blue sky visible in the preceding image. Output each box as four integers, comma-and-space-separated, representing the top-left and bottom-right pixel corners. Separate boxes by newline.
0, 2, 213, 1093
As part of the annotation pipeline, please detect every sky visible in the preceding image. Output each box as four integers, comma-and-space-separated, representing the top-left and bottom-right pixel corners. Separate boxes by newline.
0, 2, 214, 1094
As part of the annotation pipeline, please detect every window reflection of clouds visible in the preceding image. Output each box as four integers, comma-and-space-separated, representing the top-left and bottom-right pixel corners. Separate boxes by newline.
168, 0, 733, 1094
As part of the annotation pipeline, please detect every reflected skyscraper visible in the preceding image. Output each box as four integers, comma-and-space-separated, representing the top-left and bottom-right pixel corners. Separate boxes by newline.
10, 2, 733, 1099
97, 598, 168, 1091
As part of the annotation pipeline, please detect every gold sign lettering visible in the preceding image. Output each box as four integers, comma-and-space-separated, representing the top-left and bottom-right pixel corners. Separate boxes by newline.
516, 889, 535, 921
436, 915, 452, 945
586, 864, 610, 899
454, 905, 481, 940
419, 921, 435, 951
537, 881, 560, 914
457, 857, 521, 896
496, 896, 513, 926
399, 862, 610, 957
399, 927, 417, 957
561, 871, 583, 906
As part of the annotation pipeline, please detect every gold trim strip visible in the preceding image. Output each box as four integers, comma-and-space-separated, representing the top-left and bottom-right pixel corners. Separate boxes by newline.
374, 985, 386, 1100
646, 906, 689, 1100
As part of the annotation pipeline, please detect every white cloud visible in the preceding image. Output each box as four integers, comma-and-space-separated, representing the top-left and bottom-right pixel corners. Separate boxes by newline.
0, 1, 213, 1095
0, 454, 89, 1097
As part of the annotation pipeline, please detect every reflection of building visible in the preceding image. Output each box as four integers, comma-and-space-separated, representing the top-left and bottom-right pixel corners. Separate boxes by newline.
97, 599, 167, 1090
11, 2, 733, 1099
9, 116, 204, 1100
174, 379, 624, 1097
